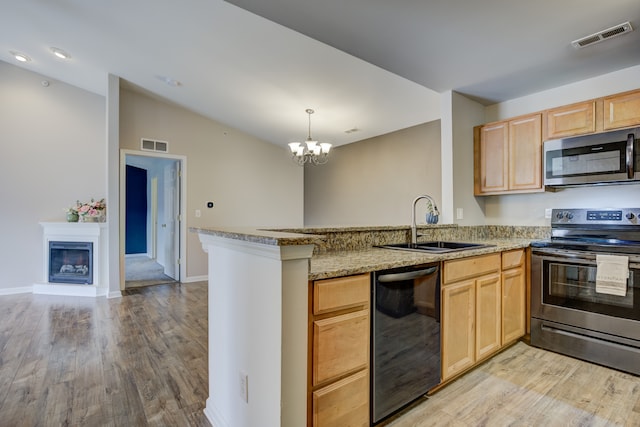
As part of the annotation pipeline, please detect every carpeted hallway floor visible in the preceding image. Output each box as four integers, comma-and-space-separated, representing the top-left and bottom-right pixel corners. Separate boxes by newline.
125, 254, 177, 289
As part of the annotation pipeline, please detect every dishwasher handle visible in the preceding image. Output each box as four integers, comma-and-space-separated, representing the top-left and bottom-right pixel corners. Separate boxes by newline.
377, 266, 438, 283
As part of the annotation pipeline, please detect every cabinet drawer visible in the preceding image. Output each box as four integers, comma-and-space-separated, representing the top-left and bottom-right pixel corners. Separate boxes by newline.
313, 274, 370, 315
443, 253, 500, 285
312, 369, 369, 427
313, 309, 369, 385
502, 249, 525, 270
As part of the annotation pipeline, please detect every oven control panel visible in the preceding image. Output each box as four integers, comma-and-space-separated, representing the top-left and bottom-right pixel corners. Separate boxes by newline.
552, 208, 640, 225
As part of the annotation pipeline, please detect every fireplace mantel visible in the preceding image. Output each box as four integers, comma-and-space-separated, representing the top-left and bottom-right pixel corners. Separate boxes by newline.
34, 222, 108, 297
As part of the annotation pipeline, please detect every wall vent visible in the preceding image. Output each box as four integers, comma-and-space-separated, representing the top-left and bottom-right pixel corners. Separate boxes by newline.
141, 138, 169, 153
571, 21, 634, 48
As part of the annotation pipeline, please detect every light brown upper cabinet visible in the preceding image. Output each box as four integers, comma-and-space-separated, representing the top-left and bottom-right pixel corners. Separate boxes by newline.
474, 113, 543, 196
543, 88, 640, 140
603, 89, 640, 130
545, 100, 596, 140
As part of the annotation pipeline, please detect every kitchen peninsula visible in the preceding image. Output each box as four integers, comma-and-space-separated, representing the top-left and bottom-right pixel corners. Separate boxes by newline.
194, 224, 546, 427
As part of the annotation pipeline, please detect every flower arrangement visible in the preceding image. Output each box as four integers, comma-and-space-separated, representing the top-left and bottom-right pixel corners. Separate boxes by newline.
68, 198, 106, 222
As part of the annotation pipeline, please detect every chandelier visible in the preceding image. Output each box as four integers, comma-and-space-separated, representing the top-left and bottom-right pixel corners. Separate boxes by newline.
288, 109, 332, 165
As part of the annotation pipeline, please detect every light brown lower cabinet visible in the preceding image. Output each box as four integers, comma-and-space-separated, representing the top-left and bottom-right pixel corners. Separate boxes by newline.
441, 279, 475, 378
475, 272, 502, 361
309, 273, 370, 427
441, 253, 501, 381
501, 249, 526, 344
441, 250, 526, 383
308, 250, 528, 425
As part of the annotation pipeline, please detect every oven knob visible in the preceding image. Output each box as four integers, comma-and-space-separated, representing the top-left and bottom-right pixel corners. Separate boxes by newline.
556, 212, 564, 219
566, 212, 574, 220
626, 213, 635, 220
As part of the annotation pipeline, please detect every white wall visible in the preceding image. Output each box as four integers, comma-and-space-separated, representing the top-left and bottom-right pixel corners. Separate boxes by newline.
304, 121, 442, 226
451, 91, 486, 225
119, 88, 304, 278
0, 61, 106, 293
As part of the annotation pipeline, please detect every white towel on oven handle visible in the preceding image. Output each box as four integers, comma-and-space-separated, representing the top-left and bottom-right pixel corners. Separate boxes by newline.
595, 254, 629, 297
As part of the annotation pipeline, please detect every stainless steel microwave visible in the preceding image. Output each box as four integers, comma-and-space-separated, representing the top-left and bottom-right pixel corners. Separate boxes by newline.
544, 127, 640, 187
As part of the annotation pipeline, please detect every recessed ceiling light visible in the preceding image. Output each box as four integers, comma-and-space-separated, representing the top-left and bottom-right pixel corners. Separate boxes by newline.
155, 75, 182, 87
10, 51, 31, 62
50, 47, 71, 60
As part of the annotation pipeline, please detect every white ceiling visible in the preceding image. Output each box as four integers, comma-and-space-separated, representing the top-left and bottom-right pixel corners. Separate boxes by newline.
2, 0, 639, 148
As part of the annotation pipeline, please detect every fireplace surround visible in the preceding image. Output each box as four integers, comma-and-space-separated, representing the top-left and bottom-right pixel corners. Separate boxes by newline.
34, 222, 107, 297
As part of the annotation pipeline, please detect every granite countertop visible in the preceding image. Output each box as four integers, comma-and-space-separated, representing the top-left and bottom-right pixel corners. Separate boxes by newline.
309, 238, 533, 280
191, 226, 325, 246
192, 225, 541, 280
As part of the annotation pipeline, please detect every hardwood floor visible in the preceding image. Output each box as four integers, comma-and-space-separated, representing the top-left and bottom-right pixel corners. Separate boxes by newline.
3, 282, 640, 426
383, 341, 640, 427
0, 282, 210, 426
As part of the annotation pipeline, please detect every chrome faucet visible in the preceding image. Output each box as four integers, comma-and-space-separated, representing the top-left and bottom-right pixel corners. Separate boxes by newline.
411, 195, 440, 245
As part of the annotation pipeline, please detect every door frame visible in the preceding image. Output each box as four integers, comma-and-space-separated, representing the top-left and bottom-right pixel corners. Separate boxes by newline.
119, 149, 187, 290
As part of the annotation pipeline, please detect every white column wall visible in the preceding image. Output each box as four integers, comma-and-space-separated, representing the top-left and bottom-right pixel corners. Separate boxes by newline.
199, 234, 312, 427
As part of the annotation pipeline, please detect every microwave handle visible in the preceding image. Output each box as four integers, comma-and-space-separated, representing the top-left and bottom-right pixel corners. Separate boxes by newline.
627, 133, 634, 179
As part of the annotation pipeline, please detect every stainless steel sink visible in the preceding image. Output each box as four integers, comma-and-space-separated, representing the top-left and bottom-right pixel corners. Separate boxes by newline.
377, 241, 495, 253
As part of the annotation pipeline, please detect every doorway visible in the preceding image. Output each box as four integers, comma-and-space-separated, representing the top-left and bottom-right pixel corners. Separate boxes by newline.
122, 152, 183, 289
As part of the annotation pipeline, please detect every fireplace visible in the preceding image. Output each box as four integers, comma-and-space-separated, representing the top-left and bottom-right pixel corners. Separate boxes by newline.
49, 241, 93, 284
35, 222, 108, 297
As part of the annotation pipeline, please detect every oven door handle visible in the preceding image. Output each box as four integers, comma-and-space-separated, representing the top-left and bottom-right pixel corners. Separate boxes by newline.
533, 250, 596, 262
627, 132, 635, 179
377, 267, 438, 283
533, 251, 640, 269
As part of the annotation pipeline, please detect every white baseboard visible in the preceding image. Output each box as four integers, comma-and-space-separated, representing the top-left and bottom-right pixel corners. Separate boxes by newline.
204, 398, 229, 427
0, 286, 34, 295
108, 290, 122, 299
182, 275, 207, 283
33, 282, 99, 297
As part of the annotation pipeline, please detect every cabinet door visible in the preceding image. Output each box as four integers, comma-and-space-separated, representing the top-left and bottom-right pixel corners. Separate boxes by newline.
545, 101, 595, 139
477, 122, 508, 193
603, 90, 640, 130
509, 114, 542, 191
502, 266, 526, 344
475, 273, 501, 361
313, 310, 369, 386
312, 369, 369, 427
441, 279, 475, 381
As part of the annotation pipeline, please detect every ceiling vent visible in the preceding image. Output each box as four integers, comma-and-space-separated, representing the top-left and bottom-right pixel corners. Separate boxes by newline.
571, 21, 634, 48
141, 138, 169, 153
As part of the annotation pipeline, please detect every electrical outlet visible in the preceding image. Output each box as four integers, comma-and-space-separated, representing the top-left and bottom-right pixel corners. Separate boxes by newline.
239, 371, 248, 403
456, 208, 464, 220
545, 208, 552, 219
195, 209, 201, 218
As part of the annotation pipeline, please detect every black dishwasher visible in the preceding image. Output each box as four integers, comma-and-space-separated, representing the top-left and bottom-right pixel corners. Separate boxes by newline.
371, 263, 441, 424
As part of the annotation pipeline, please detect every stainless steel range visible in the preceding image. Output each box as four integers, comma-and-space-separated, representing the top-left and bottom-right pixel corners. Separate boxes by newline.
531, 208, 640, 375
